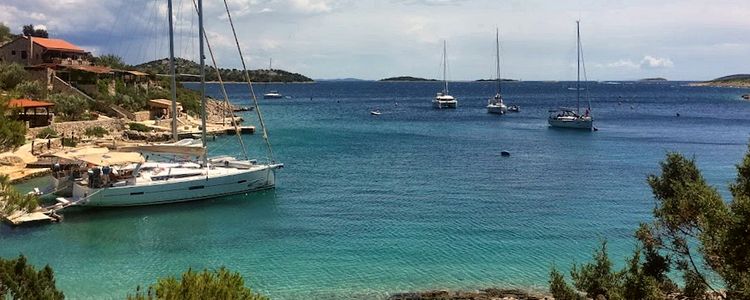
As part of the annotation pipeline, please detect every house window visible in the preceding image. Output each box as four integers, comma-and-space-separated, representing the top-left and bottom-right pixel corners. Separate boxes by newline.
21, 51, 27, 59
11, 50, 16, 55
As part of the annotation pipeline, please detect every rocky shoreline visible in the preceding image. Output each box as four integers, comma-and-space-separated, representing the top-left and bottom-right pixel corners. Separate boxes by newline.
387, 289, 551, 300
688, 81, 750, 88
1, 99, 249, 183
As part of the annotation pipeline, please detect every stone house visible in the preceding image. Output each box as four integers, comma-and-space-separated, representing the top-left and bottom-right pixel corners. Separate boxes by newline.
0, 36, 90, 66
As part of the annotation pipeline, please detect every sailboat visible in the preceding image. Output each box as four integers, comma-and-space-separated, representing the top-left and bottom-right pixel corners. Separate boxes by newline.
263, 58, 284, 99
57, 0, 282, 207
487, 28, 507, 115
548, 21, 593, 130
433, 40, 457, 109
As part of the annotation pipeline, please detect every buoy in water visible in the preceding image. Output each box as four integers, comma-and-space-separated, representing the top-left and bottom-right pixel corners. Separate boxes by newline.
501, 151, 511, 157
676, 113, 680, 117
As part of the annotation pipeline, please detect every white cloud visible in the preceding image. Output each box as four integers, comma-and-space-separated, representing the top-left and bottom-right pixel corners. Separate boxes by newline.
640, 55, 674, 69
29, 12, 46, 21
289, 0, 335, 14
599, 56, 674, 70
601, 59, 640, 69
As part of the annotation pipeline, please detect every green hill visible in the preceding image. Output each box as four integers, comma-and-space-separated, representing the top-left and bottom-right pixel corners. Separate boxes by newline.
690, 74, 750, 88
135, 58, 313, 83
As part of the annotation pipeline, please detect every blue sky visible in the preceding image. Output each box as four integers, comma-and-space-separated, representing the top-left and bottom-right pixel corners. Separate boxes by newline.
1, 0, 748, 80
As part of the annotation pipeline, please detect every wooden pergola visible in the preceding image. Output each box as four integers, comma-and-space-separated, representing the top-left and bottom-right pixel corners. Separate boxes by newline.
8, 99, 55, 128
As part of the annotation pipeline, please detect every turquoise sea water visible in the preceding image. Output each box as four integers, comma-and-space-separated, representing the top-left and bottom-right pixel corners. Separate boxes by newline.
4, 81, 750, 299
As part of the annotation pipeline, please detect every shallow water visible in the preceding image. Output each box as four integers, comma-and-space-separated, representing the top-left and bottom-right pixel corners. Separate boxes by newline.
4, 81, 750, 299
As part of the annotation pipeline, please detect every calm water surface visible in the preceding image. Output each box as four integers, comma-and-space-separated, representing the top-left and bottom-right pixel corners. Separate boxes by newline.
4, 81, 750, 299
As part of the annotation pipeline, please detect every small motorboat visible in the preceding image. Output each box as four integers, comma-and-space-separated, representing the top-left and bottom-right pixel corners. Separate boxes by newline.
507, 105, 520, 112
263, 91, 283, 99
370, 110, 381, 116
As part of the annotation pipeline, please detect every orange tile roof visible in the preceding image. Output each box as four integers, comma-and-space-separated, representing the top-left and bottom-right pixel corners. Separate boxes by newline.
8, 99, 55, 108
31, 37, 85, 53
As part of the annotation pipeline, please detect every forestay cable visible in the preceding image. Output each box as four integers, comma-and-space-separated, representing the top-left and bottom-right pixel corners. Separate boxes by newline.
221, 0, 276, 163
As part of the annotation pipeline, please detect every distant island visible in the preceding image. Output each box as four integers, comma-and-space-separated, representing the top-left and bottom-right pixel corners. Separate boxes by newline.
476, 78, 519, 82
380, 76, 438, 82
136, 58, 314, 83
639, 77, 668, 81
689, 74, 750, 88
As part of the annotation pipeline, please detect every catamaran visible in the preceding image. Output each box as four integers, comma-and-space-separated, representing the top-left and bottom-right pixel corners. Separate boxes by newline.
548, 21, 593, 130
54, 0, 282, 207
487, 28, 508, 115
433, 40, 457, 109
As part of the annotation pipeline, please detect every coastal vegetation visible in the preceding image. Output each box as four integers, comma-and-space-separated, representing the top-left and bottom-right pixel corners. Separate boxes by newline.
380, 76, 438, 81
0, 62, 28, 90
0, 254, 267, 300
135, 57, 313, 83
127, 267, 268, 300
550, 147, 750, 299
84, 126, 108, 138
0, 174, 38, 216
0, 255, 64, 300
128, 122, 152, 132
639, 77, 668, 81
0, 98, 26, 151
692, 74, 750, 88
35, 127, 58, 139
48, 93, 91, 121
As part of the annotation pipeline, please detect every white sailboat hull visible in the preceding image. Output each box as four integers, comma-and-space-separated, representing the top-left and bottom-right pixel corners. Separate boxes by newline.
71, 165, 279, 207
487, 104, 507, 114
432, 99, 457, 109
548, 117, 593, 130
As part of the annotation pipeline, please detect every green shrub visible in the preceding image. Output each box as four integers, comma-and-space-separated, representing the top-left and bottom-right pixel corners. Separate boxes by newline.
0, 254, 63, 300
35, 127, 58, 139
0, 97, 27, 151
12, 80, 45, 99
127, 267, 268, 300
84, 126, 108, 137
0, 62, 28, 90
128, 122, 151, 132
49, 93, 90, 121
61, 137, 77, 147
551, 146, 750, 299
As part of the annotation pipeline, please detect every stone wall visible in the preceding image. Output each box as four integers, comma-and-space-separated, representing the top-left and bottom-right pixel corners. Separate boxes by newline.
27, 118, 125, 139
133, 111, 150, 122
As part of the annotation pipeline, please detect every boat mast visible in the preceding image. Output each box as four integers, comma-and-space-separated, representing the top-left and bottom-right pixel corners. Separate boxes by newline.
496, 27, 501, 95
198, 0, 207, 166
576, 20, 581, 115
168, 0, 178, 142
443, 40, 448, 94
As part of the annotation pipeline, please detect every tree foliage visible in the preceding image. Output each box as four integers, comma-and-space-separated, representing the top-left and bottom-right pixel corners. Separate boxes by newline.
551, 147, 750, 299
550, 241, 674, 300
0, 255, 63, 300
48, 93, 90, 121
94, 54, 127, 69
0, 23, 11, 44
135, 57, 313, 83
0, 174, 39, 216
0, 62, 29, 90
128, 267, 268, 300
22, 24, 48, 38
12, 80, 46, 99
0, 97, 26, 151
